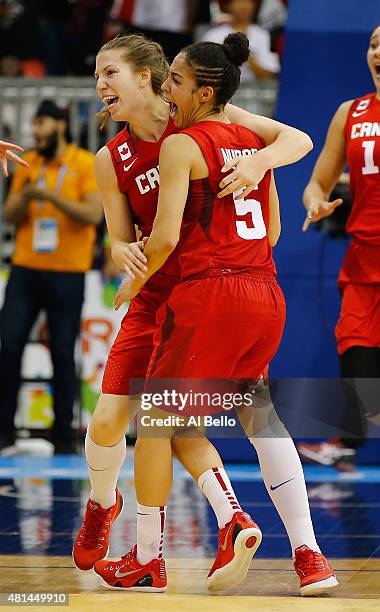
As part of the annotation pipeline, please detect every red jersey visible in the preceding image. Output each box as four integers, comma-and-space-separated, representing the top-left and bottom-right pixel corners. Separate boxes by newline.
338, 93, 380, 286
178, 121, 275, 280
344, 93, 380, 244
106, 118, 179, 277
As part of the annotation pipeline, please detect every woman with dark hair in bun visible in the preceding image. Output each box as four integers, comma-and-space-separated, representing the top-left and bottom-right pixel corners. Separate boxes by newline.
96, 33, 337, 596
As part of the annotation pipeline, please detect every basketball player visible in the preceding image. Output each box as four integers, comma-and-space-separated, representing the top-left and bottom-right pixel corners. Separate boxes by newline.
0, 139, 29, 176
300, 24, 380, 466
93, 33, 337, 596
72, 32, 315, 582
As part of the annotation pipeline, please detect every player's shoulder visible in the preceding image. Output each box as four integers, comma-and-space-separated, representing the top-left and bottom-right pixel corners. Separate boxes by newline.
330, 99, 356, 131
161, 132, 199, 154
95, 144, 111, 162
94, 145, 113, 175
336, 99, 355, 115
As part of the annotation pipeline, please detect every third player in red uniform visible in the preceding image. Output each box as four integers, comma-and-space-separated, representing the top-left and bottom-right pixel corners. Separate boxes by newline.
301, 24, 380, 466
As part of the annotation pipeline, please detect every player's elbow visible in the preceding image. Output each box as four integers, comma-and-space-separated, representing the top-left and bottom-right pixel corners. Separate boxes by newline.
149, 235, 178, 259
294, 130, 313, 155
160, 237, 178, 254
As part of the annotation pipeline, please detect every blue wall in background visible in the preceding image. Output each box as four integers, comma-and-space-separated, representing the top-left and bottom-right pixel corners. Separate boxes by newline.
217, 0, 380, 462
272, 0, 376, 378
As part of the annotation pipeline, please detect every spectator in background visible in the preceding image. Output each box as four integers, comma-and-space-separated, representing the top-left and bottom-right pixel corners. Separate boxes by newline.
67, 1, 112, 75
0, 0, 45, 75
109, 0, 200, 60
256, 0, 287, 57
203, 0, 280, 82
0, 100, 103, 455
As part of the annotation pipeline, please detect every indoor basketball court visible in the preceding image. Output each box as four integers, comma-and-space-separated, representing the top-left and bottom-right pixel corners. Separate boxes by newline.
0, 452, 379, 610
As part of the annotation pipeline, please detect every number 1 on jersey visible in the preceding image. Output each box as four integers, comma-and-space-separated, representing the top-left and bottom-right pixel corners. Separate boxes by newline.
233, 194, 266, 240
362, 140, 379, 175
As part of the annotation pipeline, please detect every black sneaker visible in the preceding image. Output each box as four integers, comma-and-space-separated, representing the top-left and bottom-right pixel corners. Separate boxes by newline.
0, 433, 17, 456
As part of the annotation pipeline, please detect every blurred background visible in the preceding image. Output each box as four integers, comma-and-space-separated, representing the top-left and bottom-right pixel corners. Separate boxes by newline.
0, 0, 379, 465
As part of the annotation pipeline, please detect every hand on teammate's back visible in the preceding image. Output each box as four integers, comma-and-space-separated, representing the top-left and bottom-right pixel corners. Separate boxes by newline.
0, 139, 29, 177
218, 154, 268, 199
302, 198, 344, 231
112, 238, 148, 278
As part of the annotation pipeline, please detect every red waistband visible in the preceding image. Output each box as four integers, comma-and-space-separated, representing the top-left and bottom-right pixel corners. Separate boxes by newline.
183, 267, 277, 282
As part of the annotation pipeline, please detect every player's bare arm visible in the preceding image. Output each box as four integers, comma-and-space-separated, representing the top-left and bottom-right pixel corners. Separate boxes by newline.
0, 139, 29, 177
219, 105, 313, 198
114, 134, 193, 309
268, 172, 281, 247
94, 146, 145, 276
302, 100, 352, 231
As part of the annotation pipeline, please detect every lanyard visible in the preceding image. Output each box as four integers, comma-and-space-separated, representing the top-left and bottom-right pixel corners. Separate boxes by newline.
37, 163, 68, 208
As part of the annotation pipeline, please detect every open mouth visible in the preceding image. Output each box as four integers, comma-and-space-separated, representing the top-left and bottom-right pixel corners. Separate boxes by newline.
375, 64, 380, 77
170, 102, 178, 118
103, 95, 119, 109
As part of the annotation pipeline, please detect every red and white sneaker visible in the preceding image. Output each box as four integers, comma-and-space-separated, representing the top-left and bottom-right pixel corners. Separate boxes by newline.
72, 489, 123, 571
294, 545, 338, 596
94, 545, 167, 592
207, 511, 262, 592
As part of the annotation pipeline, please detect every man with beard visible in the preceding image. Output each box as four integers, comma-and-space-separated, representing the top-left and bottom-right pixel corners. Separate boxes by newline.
0, 100, 102, 455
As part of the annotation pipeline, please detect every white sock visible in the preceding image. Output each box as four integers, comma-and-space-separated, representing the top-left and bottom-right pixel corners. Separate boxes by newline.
85, 431, 126, 509
249, 432, 320, 556
198, 467, 241, 528
136, 504, 166, 564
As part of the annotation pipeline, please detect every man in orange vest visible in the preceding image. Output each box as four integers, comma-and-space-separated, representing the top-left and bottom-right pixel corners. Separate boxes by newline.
0, 100, 103, 454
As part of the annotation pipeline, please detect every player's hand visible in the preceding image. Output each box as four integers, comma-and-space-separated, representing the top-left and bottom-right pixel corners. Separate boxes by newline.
218, 154, 267, 199
0, 140, 29, 177
114, 277, 139, 310
112, 237, 149, 279
302, 198, 344, 232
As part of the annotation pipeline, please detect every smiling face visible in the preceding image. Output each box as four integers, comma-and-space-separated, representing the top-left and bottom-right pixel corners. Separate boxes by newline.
161, 54, 215, 129
368, 26, 380, 90
95, 49, 144, 121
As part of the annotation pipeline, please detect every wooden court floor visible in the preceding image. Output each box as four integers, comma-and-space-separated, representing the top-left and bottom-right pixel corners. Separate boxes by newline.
0, 555, 379, 611
0, 457, 379, 610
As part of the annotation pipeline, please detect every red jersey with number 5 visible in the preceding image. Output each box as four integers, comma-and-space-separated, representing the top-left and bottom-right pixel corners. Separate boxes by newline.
345, 93, 380, 244
178, 121, 275, 280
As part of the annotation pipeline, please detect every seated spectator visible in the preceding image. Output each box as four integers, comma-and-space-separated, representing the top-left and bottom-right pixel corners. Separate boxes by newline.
108, 0, 199, 60
203, 0, 280, 82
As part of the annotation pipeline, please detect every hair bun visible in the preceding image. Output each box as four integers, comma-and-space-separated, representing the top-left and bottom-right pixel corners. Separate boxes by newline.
222, 32, 250, 67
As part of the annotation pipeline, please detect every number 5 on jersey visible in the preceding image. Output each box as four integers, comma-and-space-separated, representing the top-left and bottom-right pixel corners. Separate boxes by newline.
234, 194, 266, 240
